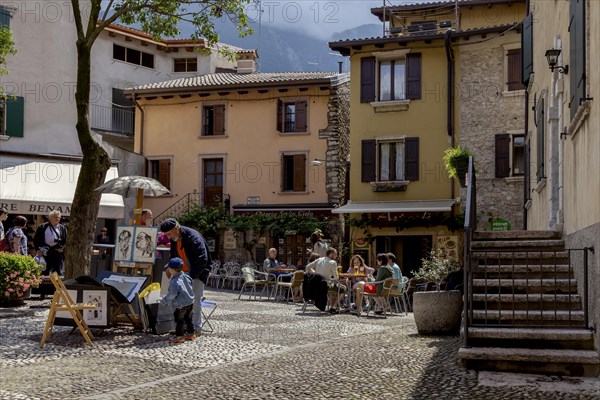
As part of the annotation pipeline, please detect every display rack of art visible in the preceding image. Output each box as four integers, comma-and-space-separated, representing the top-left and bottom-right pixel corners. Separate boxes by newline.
115, 225, 158, 263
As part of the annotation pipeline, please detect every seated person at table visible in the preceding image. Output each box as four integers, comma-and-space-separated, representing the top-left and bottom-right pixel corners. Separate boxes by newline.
353, 253, 393, 315
387, 252, 402, 281
306, 248, 346, 314
263, 248, 285, 271
346, 254, 374, 290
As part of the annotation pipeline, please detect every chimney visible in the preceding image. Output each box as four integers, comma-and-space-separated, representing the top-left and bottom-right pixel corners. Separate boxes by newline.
338, 61, 343, 73
236, 50, 258, 74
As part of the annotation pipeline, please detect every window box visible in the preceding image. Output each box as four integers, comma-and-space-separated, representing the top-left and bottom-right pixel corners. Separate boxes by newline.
370, 181, 409, 192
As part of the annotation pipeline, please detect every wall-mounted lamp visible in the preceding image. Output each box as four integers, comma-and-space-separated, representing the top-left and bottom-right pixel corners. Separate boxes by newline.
545, 49, 568, 74
310, 158, 327, 166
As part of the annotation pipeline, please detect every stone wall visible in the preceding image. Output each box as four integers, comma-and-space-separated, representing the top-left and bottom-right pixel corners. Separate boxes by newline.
459, 39, 525, 231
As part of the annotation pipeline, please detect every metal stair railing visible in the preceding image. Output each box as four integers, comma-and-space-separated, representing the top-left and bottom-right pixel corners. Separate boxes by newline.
153, 193, 202, 225
463, 156, 476, 347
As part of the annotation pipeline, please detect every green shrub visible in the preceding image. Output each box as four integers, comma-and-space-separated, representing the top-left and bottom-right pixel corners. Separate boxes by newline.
414, 250, 461, 291
0, 253, 43, 300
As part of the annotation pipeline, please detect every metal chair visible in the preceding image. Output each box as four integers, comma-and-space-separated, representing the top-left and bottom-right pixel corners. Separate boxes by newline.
274, 270, 304, 303
362, 278, 394, 317
388, 276, 410, 315
238, 267, 276, 300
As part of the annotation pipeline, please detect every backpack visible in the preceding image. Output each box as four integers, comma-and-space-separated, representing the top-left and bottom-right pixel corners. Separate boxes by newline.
0, 228, 12, 252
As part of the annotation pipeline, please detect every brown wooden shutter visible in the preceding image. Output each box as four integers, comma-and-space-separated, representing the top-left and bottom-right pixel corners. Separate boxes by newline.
404, 137, 419, 181
361, 139, 376, 182
293, 154, 306, 191
158, 159, 171, 190
295, 101, 307, 132
406, 53, 422, 100
214, 104, 225, 135
507, 49, 524, 91
495, 134, 510, 178
276, 100, 283, 132
360, 57, 376, 103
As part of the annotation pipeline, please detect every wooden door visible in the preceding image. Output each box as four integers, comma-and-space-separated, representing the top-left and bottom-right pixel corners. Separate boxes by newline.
203, 158, 223, 207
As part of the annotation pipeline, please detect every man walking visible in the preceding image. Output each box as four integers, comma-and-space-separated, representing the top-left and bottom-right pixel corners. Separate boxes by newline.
159, 218, 212, 335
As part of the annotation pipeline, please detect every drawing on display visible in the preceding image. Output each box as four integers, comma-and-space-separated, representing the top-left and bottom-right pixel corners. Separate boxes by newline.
84, 291, 107, 325
133, 227, 158, 263
116, 228, 133, 261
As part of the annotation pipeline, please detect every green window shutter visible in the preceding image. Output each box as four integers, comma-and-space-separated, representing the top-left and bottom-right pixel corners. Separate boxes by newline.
536, 97, 545, 182
569, 0, 586, 121
521, 14, 533, 85
495, 134, 510, 178
406, 53, 422, 100
360, 57, 376, 103
0, 6, 10, 27
361, 139, 376, 182
404, 137, 419, 181
6, 96, 24, 137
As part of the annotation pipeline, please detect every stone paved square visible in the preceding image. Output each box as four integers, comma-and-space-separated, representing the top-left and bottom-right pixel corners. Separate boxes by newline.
0, 289, 598, 399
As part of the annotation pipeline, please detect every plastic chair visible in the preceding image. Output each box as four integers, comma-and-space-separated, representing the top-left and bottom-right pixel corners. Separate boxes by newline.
222, 260, 242, 290
274, 270, 304, 303
238, 267, 276, 300
208, 260, 223, 288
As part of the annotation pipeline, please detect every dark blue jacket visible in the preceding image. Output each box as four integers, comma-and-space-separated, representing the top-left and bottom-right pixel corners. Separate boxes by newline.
169, 226, 212, 284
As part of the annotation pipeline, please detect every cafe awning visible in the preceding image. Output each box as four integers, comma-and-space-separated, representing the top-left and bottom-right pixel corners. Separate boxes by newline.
0, 155, 125, 219
332, 200, 456, 214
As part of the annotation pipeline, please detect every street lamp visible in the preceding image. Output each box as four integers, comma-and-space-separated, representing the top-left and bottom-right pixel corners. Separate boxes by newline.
545, 48, 569, 74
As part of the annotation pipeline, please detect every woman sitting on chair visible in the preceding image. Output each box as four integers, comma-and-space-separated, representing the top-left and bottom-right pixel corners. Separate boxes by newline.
345, 254, 374, 291
352, 253, 393, 315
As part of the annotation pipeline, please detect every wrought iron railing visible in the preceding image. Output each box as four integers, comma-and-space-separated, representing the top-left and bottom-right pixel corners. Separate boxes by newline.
90, 103, 135, 136
463, 156, 476, 346
153, 192, 202, 226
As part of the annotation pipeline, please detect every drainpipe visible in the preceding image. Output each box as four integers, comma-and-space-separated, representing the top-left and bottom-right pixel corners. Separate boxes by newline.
132, 92, 145, 156
445, 29, 455, 208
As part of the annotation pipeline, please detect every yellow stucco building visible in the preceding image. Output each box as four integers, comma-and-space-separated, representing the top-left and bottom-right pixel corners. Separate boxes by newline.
330, 0, 526, 272
126, 59, 349, 265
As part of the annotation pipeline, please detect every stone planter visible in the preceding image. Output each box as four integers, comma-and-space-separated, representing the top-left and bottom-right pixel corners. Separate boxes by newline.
413, 290, 462, 335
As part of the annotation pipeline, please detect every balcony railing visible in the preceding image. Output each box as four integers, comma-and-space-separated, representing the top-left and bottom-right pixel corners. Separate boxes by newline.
90, 103, 135, 136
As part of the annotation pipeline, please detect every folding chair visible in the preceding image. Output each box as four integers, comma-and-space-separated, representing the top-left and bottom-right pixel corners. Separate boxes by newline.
40, 272, 98, 348
200, 298, 217, 333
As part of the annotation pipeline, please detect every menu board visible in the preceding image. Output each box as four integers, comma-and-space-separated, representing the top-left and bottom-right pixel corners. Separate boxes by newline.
437, 235, 460, 262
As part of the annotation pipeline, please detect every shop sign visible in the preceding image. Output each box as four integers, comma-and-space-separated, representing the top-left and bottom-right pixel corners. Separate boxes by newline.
437, 235, 460, 262
354, 237, 369, 249
491, 218, 511, 231
223, 229, 236, 250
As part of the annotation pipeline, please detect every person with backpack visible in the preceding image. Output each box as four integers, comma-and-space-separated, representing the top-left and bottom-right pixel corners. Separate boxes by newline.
34, 211, 67, 276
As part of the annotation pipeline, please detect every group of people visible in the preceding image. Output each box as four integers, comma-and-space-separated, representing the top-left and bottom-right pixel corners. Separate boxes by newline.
0, 208, 67, 276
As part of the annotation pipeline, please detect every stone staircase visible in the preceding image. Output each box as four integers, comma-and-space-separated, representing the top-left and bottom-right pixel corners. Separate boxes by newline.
458, 230, 600, 377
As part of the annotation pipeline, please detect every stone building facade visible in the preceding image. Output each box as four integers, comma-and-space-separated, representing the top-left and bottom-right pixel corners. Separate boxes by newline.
459, 30, 526, 231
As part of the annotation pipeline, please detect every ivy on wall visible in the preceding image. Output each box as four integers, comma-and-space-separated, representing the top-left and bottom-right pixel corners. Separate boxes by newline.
347, 212, 464, 234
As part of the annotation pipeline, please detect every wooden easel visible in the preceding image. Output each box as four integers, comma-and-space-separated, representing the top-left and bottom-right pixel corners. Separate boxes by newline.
40, 272, 98, 348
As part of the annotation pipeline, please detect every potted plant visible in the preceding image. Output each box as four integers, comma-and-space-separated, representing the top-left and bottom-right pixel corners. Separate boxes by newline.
443, 146, 474, 187
0, 253, 43, 307
412, 250, 462, 335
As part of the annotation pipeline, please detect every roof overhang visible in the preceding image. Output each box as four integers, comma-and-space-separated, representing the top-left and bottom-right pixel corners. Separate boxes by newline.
372, 0, 524, 20
0, 155, 125, 219
331, 200, 456, 214
329, 24, 516, 56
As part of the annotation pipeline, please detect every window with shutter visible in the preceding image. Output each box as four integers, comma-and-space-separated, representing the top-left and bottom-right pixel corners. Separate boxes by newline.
2, 96, 24, 138
0, 6, 11, 27
295, 101, 307, 132
405, 53, 422, 100
277, 100, 308, 133
361, 140, 376, 182
569, 0, 586, 121
506, 49, 525, 91
148, 159, 171, 191
202, 105, 225, 136
521, 13, 533, 84
360, 57, 376, 103
536, 97, 545, 182
512, 135, 525, 176
404, 137, 419, 181
495, 134, 510, 178
281, 153, 307, 192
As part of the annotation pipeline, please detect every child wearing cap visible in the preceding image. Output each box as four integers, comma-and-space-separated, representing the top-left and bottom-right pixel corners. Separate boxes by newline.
34, 247, 48, 271
159, 257, 195, 343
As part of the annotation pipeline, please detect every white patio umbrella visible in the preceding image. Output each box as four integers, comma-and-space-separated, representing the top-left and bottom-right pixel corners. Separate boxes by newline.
94, 176, 170, 224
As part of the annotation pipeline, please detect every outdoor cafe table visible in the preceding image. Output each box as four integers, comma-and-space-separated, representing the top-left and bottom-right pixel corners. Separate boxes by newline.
338, 273, 369, 306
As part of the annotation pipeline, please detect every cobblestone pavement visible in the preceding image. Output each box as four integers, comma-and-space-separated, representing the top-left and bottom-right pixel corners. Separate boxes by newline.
1, 290, 598, 399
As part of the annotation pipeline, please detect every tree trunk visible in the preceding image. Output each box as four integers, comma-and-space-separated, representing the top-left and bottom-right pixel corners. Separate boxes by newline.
64, 40, 110, 278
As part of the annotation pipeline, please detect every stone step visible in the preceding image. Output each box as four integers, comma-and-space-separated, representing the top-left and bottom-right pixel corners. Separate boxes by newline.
473, 264, 573, 279
473, 230, 562, 241
458, 347, 600, 376
472, 293, 581, 304
471, 309, 584, 321
466, 327, 593, 341
472, 251, 570, 265
472, 278, 577, 290
471, 239, 565, 251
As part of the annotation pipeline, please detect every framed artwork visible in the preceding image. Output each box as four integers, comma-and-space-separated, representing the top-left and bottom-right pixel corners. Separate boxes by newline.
114, 226, 158, 263
83, 290, 108, 326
